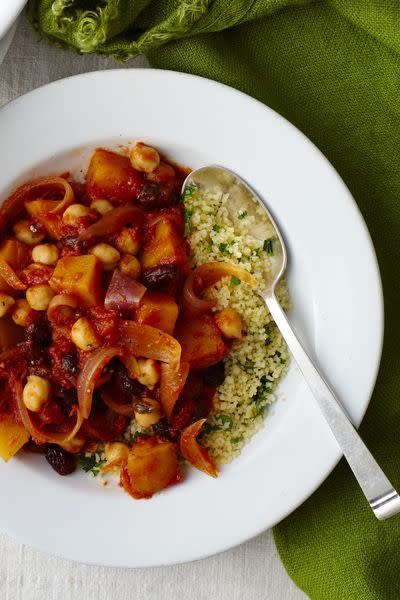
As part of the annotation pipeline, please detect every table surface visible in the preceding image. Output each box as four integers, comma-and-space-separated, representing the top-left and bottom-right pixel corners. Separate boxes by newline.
0, 15, 306, 600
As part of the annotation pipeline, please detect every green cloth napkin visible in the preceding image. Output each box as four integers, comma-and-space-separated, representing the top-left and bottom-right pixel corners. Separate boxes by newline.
27, 1, 400, 598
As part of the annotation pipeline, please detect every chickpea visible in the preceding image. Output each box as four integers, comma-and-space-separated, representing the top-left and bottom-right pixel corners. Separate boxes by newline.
12, 299, 37, 327
0, 293, 15, 317
136, 358, 160, 389
62, 204, 91, 225
215, 307, 243, 340
26, 284, 55, 311
134, 398, 163, 428
32, 243, 59, 266
104, 442, 129, 465
22, 375, 51, 412
13, 220, 45, 245
119, 254, 141, 280
115, 228, 141, 255
71, 317, 100, 351
90, 199, 114, 215
89, 243, 120, 270
130, 142, 160, 173
122, 355, 140, 379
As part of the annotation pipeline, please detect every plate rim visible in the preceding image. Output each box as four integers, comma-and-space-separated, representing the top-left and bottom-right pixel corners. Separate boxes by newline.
0, 68, 384, 566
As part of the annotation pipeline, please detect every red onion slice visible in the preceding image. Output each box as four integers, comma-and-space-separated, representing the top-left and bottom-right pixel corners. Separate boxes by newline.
79, 205, 143, 241
77, 347, 124, 419
104, 270, 146, 314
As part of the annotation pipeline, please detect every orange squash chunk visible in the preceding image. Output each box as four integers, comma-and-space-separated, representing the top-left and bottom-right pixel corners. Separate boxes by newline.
49, 255, 103, 307
121, 436, 181, 499
136, 292, 179, 335
86, 149, 144, 202
25, 199, 64, 239
0, 416, 30, 462
140, 217, 189, 272
175, 314, 228, 370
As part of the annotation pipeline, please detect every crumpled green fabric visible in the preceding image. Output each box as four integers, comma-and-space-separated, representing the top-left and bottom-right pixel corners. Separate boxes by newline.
27, 1, 400, 599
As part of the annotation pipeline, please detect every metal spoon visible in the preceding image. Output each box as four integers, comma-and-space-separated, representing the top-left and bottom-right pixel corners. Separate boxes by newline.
182, 165, 400, 521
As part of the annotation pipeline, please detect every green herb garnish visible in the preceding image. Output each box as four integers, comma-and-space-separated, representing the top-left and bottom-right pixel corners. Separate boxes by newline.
213, 224, 221, 232
219, 242, 229, 255
263, 238, 275, 256
202, 414, 233, 434
182, 185, 197, 200
231, 276, 241, 286
79, 455, 106, 477
184, 206, 195, 235
231, 436, 243, 444
215, 414, 233, 430
238, 211, 247, 220
252, 375, 270, 418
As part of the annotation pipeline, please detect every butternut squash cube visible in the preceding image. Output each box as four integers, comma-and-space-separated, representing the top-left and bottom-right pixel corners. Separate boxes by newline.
86, 149, 144, 202
25, 199, 64, 240
0, 416, 29, 462
49, 255, 103, 307
175, 314, 229, 370
136, 292, 178, 335
122, 436, 181, 499
140, 218, 189, 271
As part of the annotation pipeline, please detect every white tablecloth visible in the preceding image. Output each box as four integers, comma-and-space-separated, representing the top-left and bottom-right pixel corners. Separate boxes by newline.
0, 15, 306, 600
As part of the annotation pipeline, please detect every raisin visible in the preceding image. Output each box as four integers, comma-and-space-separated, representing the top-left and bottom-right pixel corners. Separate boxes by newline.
45, 444, 76, 476
25, 320, 51, 348
55, 387, 78, 417
153, 418, 179, 442
137, 182, 177, 210
141, 265, 180, 294
202, 362, 225, 387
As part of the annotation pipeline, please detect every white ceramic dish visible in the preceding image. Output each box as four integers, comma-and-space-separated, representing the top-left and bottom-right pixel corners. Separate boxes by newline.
0, 70, 383, 567
0, 1, 25, 41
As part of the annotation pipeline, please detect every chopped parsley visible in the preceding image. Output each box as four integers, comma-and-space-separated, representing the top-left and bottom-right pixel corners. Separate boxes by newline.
263, 238, 275, 256
231, 436, 243, 444
231, 276, 241, 286
238, 211, 247, 220
219, 242, 229, 255
213, 224, 221, 232
184, 206, 195, 236
202, 414, 233, 434
252, 375, 270, 418
215, 414, 233, 430
182, 185, 197, 200
79, 455, 106, 477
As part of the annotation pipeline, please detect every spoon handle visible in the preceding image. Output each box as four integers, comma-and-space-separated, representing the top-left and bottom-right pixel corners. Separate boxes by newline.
264, 292, 400, 520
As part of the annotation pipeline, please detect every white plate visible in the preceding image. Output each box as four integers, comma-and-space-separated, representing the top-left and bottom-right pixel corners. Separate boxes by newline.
0, 70, 383, 567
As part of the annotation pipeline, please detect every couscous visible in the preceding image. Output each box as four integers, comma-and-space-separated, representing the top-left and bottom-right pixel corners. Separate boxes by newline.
183, 179, 289, 463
